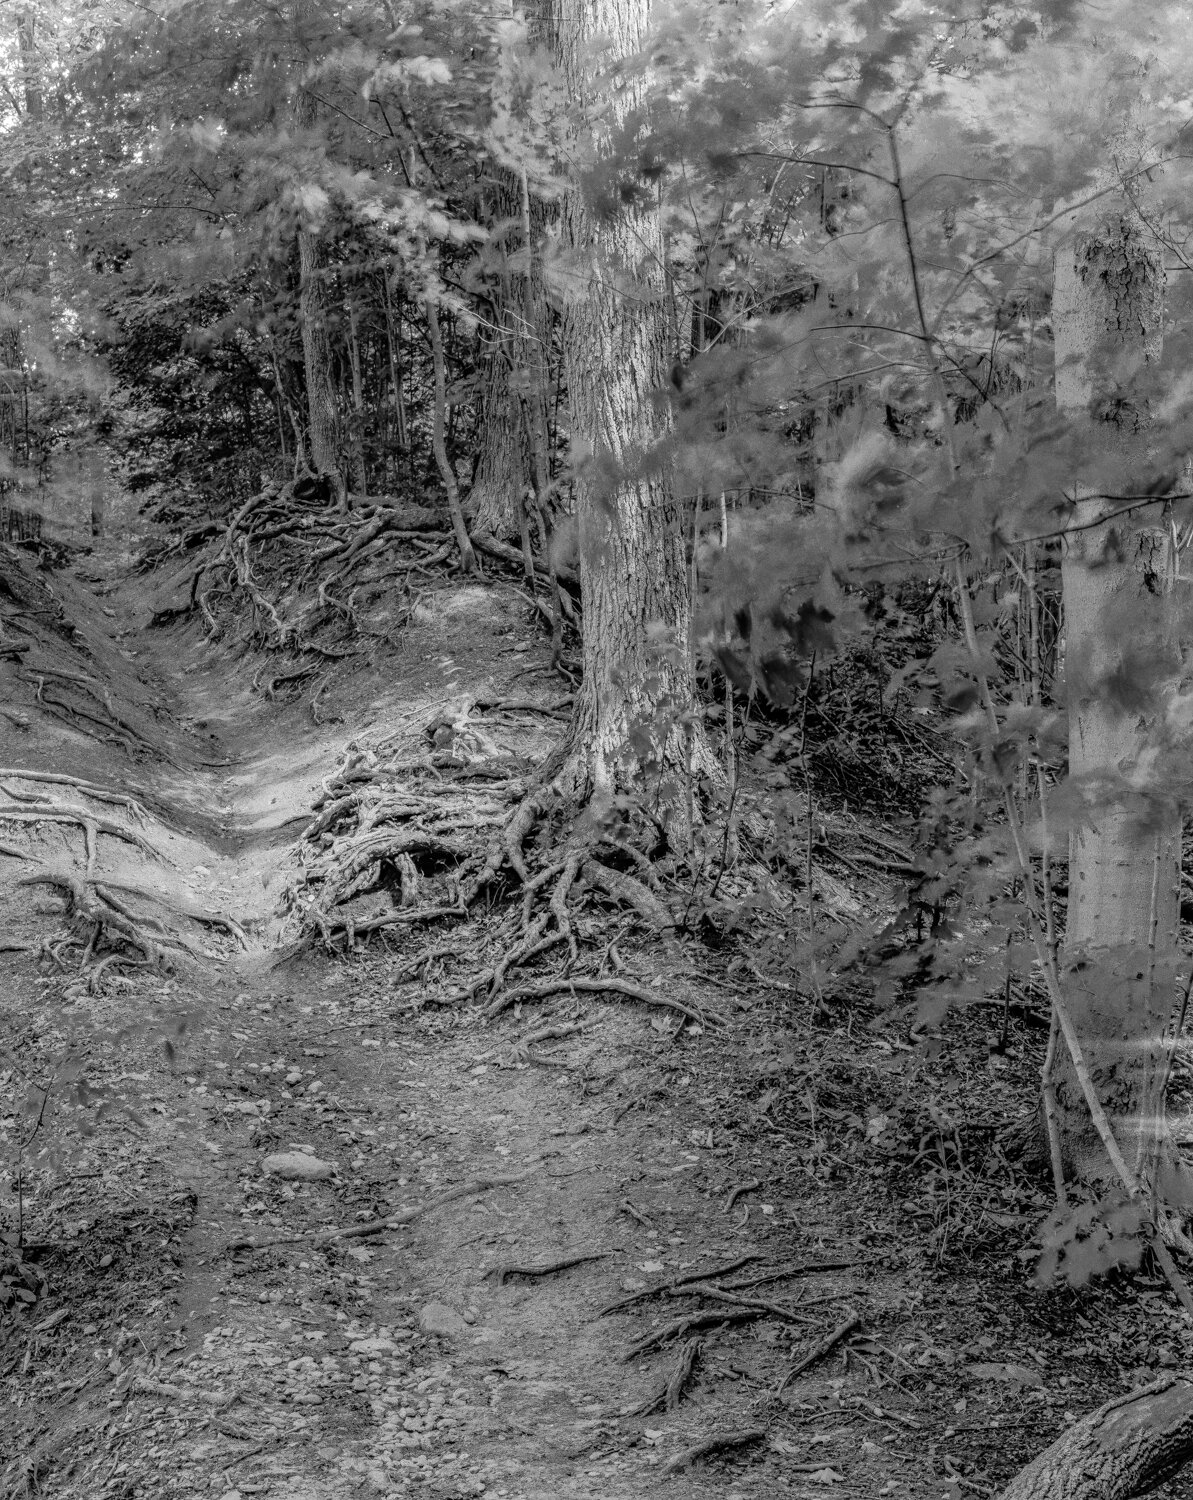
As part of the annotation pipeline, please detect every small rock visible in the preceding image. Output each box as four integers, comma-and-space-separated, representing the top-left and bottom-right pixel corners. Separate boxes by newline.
419, 1302, 467, 1337
351, 1337, 397, 1356
262, 1152, 334, 1181
285, 1070, 303, 1086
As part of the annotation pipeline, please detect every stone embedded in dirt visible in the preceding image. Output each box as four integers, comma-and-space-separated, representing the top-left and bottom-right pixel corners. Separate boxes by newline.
262, 1152, 334, 1181
350, 1336, 398, 1356
419, 1301, 468, 1337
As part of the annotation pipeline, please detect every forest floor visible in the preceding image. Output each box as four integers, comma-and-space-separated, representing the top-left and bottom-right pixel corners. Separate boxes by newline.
2, 522, 1193, 1500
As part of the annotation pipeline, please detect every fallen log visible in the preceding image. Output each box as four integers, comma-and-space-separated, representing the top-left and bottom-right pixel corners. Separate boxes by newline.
998, 1375, 1193, 1499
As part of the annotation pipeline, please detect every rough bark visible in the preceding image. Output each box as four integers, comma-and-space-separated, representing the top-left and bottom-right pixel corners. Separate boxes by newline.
296, 202, 341, 488
998, 1376, 1193, 1500
1052, 218, 1181, 1191
345, 288, 368, 497
549, 0, 715, 839
470, 374, 523, 538
469, 174, 554, 542
425, 296, 478, 574
291, 39, 343, 499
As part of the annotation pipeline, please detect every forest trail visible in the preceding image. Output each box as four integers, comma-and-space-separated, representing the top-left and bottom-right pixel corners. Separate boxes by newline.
6, 538, 1189, 1500
2, 538, 885, 1500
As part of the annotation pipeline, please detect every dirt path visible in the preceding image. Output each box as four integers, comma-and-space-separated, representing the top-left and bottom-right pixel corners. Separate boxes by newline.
7, 542, 1170, 1500
0, 549, 879, 1500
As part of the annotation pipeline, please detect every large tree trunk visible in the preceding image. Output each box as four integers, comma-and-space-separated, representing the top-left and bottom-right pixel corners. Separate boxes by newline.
549, 0, 713, 840
294, 178, 341, 487
1052, 218, 1181, 1193
469, 174, 554, 541
998, 1376, 1193, 1500
291, 5, 342, 498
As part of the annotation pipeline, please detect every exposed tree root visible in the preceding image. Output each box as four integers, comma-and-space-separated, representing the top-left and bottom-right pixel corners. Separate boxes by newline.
483, 976, 726, 1026
625, 1336, 702, 1416
489, 1251, 606, 1286
16, 870, 201, 973
227, 1169, 533, 1253
142, 478, 501, 698
661, 1428, 766, 1476
274, 902, 469, 965
0, 804, 160, 876
997, 1375, 1193, 1500
600, 1255, 763, 1317
622, 1309, 763, 1362
0, 802, 159, 875
774, 1312, 861, 1396
586, 857, 675, 932
0, 770, 148, 823
92, 875, 248, 949
286, 688, 728, 1021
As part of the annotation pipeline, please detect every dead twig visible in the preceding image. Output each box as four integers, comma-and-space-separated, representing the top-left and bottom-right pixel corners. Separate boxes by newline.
661, 1427, 766, 1475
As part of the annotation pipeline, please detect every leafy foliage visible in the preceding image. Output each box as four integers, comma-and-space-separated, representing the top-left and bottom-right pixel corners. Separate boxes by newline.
9, 0, 1193, 1300
1035, 1192, 1150, 1289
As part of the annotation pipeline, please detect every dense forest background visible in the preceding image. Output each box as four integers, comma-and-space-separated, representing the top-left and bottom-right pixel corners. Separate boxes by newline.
7, 2, 1193, 1496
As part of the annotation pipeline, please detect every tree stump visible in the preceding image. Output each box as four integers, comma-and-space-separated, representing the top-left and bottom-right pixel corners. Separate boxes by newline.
998, 1376, 1193, 1499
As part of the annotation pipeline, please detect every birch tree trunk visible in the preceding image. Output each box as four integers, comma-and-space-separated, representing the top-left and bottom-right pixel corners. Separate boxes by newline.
1052, 217, 1181, 1195
15, 10, 42, 122
549, 0, 714, 841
